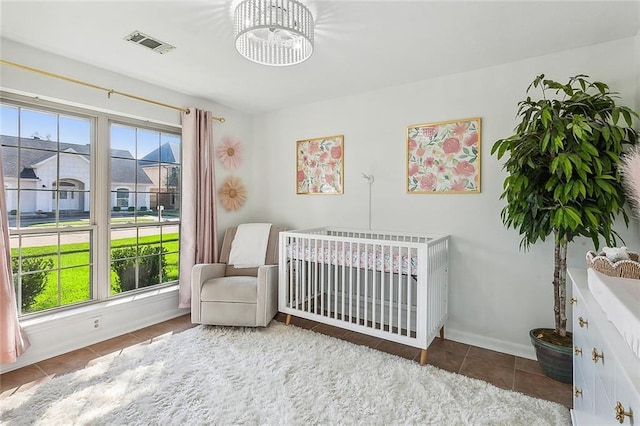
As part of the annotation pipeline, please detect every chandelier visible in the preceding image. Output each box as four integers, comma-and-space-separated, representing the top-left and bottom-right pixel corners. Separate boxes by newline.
234, 0, 314, 66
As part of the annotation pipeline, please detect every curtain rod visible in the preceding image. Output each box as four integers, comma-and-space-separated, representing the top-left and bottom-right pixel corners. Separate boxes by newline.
0, 59, 226, 123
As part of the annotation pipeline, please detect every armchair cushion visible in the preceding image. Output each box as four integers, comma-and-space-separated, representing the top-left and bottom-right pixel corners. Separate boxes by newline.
200, 276, 258, 304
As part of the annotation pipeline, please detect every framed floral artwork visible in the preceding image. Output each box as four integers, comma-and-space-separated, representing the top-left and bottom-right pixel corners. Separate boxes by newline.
296, 135, 344, 195
407, 117, 481, 193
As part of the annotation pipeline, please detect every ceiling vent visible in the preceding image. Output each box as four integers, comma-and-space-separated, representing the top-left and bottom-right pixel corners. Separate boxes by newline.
124, 31, 175, 54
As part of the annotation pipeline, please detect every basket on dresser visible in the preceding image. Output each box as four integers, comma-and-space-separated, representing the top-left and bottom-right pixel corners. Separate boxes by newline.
585, 251, 640, 279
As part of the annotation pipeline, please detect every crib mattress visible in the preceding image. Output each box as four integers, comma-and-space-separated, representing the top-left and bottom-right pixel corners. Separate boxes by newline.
587, 268, 640, 360
287, 242, 418, 275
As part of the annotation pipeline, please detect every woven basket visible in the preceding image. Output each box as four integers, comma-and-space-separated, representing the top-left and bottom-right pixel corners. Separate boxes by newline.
586, 251, 640, 279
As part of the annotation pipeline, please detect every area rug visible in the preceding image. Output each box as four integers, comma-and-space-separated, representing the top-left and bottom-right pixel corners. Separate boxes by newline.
1, 322, 570, 425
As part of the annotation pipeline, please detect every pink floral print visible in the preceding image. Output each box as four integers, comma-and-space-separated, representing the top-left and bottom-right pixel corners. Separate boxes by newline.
297, 136, 344, 194
407, 118, 480, 192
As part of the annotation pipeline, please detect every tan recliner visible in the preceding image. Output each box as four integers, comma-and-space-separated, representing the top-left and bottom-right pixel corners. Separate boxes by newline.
191, 225, 285, 326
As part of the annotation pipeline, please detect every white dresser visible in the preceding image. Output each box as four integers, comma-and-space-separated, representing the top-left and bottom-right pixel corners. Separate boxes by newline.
569, 269, 640, 425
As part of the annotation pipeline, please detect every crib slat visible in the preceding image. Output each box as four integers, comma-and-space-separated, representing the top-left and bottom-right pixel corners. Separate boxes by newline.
320, 239, 325, 316
398, 245, 403, 336
356, 242, 361, 325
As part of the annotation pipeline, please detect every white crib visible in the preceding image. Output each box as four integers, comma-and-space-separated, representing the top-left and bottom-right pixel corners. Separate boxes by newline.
278, 227, 449, 364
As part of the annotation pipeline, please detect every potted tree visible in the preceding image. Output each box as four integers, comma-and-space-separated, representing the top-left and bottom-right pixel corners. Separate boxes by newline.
491, 74, 638, 383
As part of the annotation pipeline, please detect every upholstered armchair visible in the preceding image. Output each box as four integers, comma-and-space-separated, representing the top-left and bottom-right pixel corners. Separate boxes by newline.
191, 224, 285, 327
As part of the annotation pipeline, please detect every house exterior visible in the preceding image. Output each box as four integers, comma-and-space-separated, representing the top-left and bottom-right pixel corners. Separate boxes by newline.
139, 142, 180, 211
1, 135, 153, 213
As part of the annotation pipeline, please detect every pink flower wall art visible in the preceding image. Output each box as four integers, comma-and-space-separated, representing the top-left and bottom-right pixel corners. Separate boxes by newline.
407, 117, 481, 193
218, 176, 247, 211
296, 135, 344, 194
216, 136, 243, 170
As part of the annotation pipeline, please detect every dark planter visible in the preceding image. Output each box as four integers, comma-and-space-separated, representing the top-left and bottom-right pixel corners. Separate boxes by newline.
529, 328, 573, 384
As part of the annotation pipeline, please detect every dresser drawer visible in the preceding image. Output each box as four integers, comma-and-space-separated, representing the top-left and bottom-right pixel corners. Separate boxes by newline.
573, 351, 593, 414
614, 362, 640, 425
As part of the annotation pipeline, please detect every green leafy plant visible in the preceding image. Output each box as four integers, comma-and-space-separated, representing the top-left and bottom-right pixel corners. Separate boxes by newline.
111, 245, 168, 293
492, 74, 638, 339
12, 256, 54, 312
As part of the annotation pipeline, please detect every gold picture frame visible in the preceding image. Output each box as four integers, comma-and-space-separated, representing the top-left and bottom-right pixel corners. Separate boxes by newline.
296, 135, 344, 195
407, 117, 481, 193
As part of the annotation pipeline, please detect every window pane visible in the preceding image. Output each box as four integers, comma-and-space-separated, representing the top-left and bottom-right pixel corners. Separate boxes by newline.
110, 123, 136, 156
15, 234, 57, 314
138, 254, 162, 288
60, 265, 91, 305
111, 258, 136, 293
20, 108, 57, 142
1, 105, 18, 136
162, 225, 179, 282
59, 115, 90, 144
160, 165, 180, 192
135, 193, 153, 221
59, 232, 91, 268
111, 228, 136, 253
137, 128, 160, 159
2, 146, 19, 186
6, 190, 18, 225
138, 165, 155, 193
161, 132, 181, 164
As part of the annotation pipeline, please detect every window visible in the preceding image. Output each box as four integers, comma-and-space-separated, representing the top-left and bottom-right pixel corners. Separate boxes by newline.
2, 101, 93, 314
2, 95, 181, 316
109, 122, 181, 294
116, 188, 129, 208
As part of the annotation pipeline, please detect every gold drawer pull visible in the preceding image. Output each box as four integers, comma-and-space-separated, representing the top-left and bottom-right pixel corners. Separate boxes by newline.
570, 297, 577, 304
615, 401, 633, 423
579, 317, 588, 328
574, 346, 582, 356
574, 386, 582, 397
592, 348, 604, 363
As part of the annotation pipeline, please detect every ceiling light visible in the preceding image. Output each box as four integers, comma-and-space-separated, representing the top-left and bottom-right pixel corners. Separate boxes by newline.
233, 0, 314, 66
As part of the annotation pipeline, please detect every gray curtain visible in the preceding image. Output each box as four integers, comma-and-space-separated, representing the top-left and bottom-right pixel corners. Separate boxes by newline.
178, 109, 218, 308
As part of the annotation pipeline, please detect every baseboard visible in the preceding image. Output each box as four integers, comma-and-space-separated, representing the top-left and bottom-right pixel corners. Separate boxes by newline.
444, 327, 536, 360
1, 286, 189, 374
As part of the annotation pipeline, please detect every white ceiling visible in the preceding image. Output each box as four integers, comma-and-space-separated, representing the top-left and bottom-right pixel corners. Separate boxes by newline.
1, 1, 639, 114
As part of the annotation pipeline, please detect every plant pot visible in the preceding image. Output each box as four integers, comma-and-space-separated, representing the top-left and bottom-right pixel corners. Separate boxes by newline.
529, 328, 573, 384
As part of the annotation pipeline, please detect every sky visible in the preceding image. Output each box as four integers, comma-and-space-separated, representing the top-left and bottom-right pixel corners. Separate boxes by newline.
0, 104, 180, 159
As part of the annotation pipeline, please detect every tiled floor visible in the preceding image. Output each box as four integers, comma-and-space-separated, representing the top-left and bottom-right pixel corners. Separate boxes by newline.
0, 313, 572, 408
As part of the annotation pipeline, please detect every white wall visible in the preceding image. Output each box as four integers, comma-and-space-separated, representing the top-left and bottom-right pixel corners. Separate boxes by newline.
0, 39, 256, 372
252, 37, 640, 359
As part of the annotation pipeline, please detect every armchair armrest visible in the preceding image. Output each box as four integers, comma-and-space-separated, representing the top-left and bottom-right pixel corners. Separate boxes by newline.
191, 263, 227, 323
256, 264, 279, 326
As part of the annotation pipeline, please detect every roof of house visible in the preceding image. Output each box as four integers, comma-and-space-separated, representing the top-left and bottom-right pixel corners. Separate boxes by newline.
140, 142, 180, 165
1, 135, 153, 185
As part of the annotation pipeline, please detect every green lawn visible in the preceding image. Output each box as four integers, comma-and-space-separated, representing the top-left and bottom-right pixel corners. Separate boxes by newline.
13, 233, 179, 313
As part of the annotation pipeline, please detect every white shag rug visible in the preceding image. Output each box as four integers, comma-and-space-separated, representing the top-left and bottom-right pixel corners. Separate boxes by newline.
1, 322, 571, 425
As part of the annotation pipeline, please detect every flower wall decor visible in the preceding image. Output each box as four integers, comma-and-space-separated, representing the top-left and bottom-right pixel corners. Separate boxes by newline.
296, 135, 344, 195
218, 176, 247, 211
217, 136, 243, 170
407, 117, 481, 193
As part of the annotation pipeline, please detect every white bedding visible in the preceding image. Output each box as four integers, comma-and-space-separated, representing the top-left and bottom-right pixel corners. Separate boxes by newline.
287, 241, 418, 275
587, 268, 640, 359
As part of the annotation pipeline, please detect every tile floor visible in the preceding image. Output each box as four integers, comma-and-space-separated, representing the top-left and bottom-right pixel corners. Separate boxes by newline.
0, 313, 573, 408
